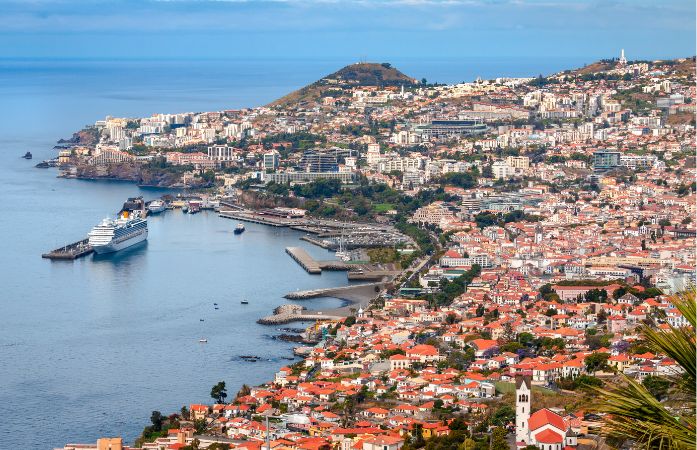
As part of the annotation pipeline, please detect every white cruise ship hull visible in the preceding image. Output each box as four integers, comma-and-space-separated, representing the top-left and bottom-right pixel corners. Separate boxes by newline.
92, 230, 148, 254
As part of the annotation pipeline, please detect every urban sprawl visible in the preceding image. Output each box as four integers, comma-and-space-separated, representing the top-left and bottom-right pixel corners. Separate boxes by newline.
55, 52, 696, 450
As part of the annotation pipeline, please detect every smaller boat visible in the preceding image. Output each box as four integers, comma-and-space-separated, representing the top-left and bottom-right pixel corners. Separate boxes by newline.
241, 300, 249, 305
234, 223, 245, 234
335, 251, 350, 262
199, 319, 205, 322
188, 201, 201, 214
213, 302, 218, 305
199, 338, 208, 343
214, 307, 219, 310
148, 200, 166, 214
22, 152, 32, 160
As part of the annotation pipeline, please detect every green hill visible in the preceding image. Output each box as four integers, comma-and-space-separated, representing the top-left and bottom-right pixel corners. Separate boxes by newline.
269, 62, 416, 108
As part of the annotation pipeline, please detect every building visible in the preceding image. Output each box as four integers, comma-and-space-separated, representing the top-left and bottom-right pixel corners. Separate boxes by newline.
208, 145, 236, 162
619, 49, 627, 65
593, 150, 621, 171
619, 154, 657, 169
265, 172, 354, 184
362, 436, 404, 450
89, 148, 136, 165
516, 375, 531, 443
57, 437, 136, 450
506, 156, 530, 171
263, 151, 280, 171
492, 160, 512, 179
516, 375, 577, 449
414, 119, 488, 137
299, 150, 338, 173
411, 202, 454, 226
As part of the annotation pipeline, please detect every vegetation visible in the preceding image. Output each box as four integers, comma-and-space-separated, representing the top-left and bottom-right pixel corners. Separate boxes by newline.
210, 381, 228, 404
593, 291, 696, 449
426, 265, 481, 306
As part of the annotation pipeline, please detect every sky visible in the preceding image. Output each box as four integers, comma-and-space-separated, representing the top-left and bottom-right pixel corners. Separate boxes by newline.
0, 0, 694, 60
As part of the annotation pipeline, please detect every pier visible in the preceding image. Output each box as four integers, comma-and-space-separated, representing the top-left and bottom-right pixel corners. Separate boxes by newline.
42, 238, 93, 260
284, 282, 383, 300
285, 247, 322, 273
258, 304, 341, 325
285, 247, 352, 273
219, 210, 292, 227
299, 235, 332, 249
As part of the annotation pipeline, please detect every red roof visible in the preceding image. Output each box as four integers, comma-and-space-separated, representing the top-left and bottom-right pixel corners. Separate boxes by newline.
529, 408, 566, 432
535, 429, 564, 444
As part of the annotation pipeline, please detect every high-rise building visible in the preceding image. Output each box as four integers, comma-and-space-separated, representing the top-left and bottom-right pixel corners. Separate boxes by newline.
208, 145, 235, 162
299, 150, 338, 173
593, 150, 621, 170
263, 151, 280, 171
492, 160, 512, 179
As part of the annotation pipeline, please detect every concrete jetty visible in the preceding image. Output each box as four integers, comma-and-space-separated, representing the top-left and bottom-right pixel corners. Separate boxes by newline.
286, 247, 322, 274
285, 246, 352, 273
258, 304, 341, 325
300, 235, 332, 249
42, 238, 93, 260
219, 211, 292, 227
284, 282, 383, 300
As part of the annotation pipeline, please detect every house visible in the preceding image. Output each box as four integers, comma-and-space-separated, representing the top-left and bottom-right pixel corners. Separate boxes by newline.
390, 354, 411, 371
190, 404, 208, 421
406, 345, 443, 363
362, 436, 404, 450
607, 315, 628, 333
468, 339, 499, 357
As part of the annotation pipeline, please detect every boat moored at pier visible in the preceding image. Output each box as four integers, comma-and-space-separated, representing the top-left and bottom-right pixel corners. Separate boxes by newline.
88, 210, 148, 254
147, 200, 166, 214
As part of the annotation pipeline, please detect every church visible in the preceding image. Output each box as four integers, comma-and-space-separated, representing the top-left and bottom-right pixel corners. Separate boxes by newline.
515, 374, 578, 450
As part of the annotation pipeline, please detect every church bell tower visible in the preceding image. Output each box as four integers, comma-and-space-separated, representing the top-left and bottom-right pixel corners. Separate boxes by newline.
515, 374, 532, 443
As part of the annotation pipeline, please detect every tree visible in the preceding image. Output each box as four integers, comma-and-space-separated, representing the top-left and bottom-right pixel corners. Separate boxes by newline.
491, 404, 515, 426
180, 405, 190, 420
593, 291, 696, 449
150, 410, 163, 432
458, 438, 476, 450
490, 427, 509, 450
518, 332, 534, 346
210, 381, 228, 404
236, 384, 251, 400
642, 375, 671, 401
584, 353, 610, 374
207, 444, 230, 450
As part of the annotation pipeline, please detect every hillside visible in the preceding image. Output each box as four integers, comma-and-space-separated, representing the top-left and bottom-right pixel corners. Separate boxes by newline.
269, 62, 416, 108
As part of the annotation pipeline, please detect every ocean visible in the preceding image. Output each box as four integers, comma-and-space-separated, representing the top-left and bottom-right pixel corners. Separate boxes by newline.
0, 56, 591, 449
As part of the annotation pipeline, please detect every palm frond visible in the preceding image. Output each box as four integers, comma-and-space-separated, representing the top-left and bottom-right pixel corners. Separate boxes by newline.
594, 375, 695, 449
641, 290, 696, 400
593, 290, 696, 449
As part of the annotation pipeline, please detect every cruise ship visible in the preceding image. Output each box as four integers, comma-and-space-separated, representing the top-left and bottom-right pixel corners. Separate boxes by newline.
88, 211, 148, 254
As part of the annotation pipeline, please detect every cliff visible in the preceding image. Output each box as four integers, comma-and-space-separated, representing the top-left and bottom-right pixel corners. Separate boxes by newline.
62, 161, 212, 188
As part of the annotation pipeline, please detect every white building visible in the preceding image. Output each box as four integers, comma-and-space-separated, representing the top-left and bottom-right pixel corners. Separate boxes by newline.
263, 151, 280, 171
208, 145, 235, 162
492, 160, 512, 179
516, 375, 578, 449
